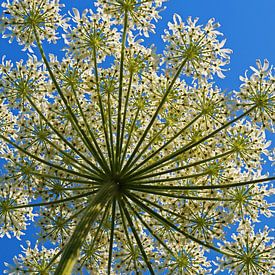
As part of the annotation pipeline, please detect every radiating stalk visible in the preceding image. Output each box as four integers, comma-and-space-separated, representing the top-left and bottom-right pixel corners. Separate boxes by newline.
26, 171, 101, 184
124, 113, 202, 177
12, 189, 98, 210
92, 47, 114, 171
125, 198, 174, 256
107, 198, 116, 274
116, 12, 129, 167
120, 198, 155, 274
127, 150, 233, 181
54, 183, 116, 275
127, 106, 256, 177
33, 27, 110, 174
126, 191, 234, 257
0, 133, 96, 180
119, 72, 133, 167
128, 171, 208, 184
26, 95, 104, 177
130, 176, 275, 191
127, 188, 230, 201
122, 57, 189, 174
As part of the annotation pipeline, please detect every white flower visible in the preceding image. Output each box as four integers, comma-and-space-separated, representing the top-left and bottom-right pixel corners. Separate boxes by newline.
236, 59, 275, 130
4, 241, 60, 274
215, 220, 275, 274
95, 0, 167, 37
63, 8, 120, 63
162, 15, 232, 78
0, 0, 68, 51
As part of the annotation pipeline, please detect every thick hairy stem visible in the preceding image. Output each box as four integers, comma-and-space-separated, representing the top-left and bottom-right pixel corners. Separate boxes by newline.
54, 184, 116, 275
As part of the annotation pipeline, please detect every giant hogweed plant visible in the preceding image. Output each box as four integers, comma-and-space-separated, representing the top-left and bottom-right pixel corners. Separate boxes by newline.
0, 0, 274, 274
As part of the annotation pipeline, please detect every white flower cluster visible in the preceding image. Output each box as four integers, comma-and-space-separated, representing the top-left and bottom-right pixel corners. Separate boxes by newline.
215, 220, 275, 274
63, 8, 120, 63
4, 241, 60, 274
0, 55, 46, 109
0, 179, 36, 239
163, 15, 232, 78
0, 0, 68, 51
0, 0, 273, 274
236, 59, 275, 131
95, 0, 167, 37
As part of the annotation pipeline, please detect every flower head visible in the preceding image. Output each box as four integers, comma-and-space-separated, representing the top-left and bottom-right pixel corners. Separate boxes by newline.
4, 241, 60, 274
63, 8, 120, 63
163, 15, 232, 78
0, 0, 68, 51
215, 220, 275, 274
0, 179, 36, 239
236, 59, 275, 130
95, 0, 167, 37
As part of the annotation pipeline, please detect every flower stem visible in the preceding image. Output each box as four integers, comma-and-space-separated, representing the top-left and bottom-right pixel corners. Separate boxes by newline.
128, 150, 234, 181
116, 12, 129, 168
129, 106, 256, 177
122, 57, 189, 175
132, 176, 275, 191
33, 27, 110, 174
126, 191, 233, 257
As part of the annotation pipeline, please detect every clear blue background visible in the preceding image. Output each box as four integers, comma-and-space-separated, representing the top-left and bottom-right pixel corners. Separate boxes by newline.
0, 0, 274, 273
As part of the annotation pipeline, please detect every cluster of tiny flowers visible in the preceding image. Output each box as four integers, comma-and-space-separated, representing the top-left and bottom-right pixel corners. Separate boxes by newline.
4, 241, 60, 274
95, 0, 167, 37
63, 8, 120, 63
224, 120, 271, 169
162, 15, 232, 78
0, 179, 36, 239
215, 220, 275, 274
225, 179, 274, 221
0, 0, 68, 51
0, 55, 46, 110
235, 59, 275, 130
160, 240, 211, 274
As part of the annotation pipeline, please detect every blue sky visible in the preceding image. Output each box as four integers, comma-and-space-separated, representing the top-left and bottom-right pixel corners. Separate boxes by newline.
0, 0, 274, 273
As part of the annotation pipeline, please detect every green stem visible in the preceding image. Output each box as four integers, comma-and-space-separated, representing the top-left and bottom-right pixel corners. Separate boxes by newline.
54, 183, 115, 275
45, 250, 63, 272
120, 106, 141, 167
126, 191, 233, 257
118, 199, 139, 272
92, 47, 114, 171
119, 72, 133, 167
26, 95, 104, 177
44, 136, 100, 178
124, 113, 202, 178
33, 27, 110, 174
116, 12, 128, 167
127, 150, 233, 181
132, 176, 275, 191
128, 187, 230, 201
128, 171, 208, 184
125, 198, 174, 256
122, 57, 189, 175
27, 171, 101, 184
12, 190, 97, 209
107, 198, 116, 274
0, 133, 96, 181
120, 197, 155, 274
127, 106, 256, 177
